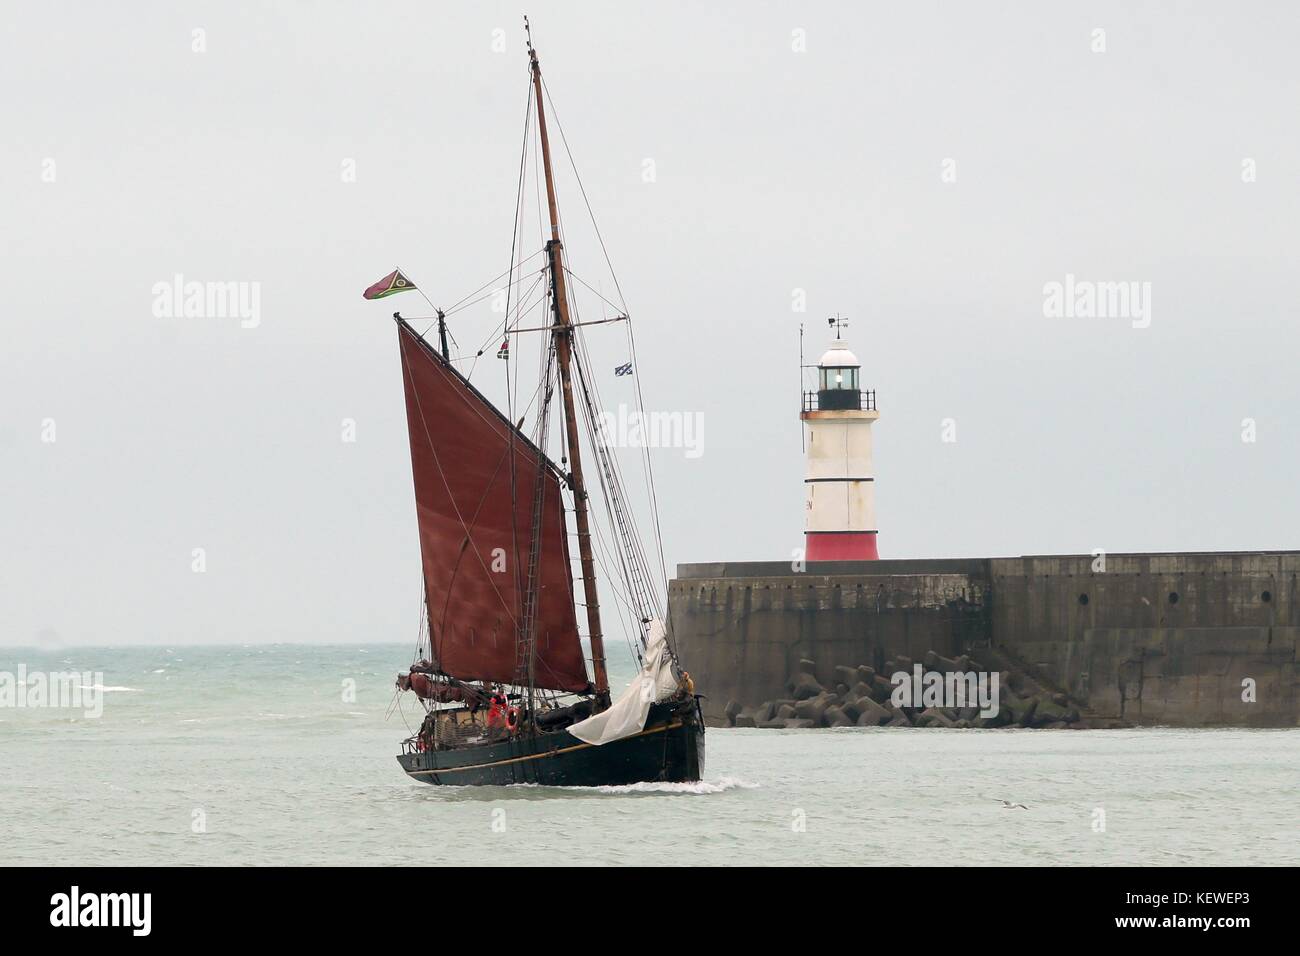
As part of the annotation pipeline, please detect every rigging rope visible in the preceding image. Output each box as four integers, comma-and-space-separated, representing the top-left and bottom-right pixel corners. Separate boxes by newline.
541, 76, 675, 642
395, 62, 680, 705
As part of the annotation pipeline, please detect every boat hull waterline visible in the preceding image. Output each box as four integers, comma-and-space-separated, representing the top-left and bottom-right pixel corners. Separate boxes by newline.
397, 706, 705, 787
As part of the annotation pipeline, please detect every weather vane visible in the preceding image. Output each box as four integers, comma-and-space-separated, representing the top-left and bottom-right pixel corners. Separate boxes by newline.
828, 313, 849, 339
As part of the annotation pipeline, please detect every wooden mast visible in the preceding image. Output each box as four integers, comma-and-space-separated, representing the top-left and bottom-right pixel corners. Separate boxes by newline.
526, 23, 610, 701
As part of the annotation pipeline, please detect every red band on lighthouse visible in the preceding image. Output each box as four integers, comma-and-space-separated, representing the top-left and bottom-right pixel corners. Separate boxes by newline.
805, 531, 879, 561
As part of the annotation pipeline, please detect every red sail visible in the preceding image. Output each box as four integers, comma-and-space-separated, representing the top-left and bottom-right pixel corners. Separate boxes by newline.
397, 322, 591, 694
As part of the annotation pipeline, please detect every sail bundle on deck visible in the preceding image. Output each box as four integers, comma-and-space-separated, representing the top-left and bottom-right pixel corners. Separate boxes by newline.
567, 620, 679, 745
397, 321, 592, 694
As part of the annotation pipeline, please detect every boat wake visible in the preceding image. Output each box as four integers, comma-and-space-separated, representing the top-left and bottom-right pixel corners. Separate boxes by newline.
407, 776, 757, 801
587, 776, 758, 796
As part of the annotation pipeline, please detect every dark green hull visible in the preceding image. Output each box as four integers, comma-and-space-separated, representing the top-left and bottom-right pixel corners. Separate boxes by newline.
397, 701, 705, 787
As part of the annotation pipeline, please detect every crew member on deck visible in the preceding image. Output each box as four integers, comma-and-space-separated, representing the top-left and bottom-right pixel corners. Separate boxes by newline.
486, 687, 509, 733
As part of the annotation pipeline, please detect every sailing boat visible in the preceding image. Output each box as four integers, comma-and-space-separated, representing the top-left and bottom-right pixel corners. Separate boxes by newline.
383, 23, 704, 787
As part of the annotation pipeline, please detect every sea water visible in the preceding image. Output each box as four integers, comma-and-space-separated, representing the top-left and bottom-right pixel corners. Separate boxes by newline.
1, 644, 1295, 866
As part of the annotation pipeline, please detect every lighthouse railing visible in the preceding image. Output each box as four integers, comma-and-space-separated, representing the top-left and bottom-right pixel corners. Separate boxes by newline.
802, 389, 876, 412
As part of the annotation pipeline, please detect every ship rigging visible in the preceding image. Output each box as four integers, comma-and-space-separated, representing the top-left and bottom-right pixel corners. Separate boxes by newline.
373, 20, 704, 786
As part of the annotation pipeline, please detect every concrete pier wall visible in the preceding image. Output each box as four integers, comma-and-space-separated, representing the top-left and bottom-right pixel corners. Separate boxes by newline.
669, 552, 1299, 727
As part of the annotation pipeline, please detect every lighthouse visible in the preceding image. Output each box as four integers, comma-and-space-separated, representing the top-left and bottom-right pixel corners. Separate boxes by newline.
800, 320, 880, 561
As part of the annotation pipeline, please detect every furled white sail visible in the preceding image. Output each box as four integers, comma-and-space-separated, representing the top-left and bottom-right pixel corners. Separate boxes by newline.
567, 620, 679, 746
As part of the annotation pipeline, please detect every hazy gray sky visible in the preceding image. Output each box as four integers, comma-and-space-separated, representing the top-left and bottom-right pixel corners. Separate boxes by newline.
3, 2, 1298, 647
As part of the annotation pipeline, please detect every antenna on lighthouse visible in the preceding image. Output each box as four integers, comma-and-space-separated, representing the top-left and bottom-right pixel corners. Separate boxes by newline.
799, 322, 805, 453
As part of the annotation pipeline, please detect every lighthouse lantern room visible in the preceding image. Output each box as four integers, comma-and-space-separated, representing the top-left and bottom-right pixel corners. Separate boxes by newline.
800, 318, 880, 561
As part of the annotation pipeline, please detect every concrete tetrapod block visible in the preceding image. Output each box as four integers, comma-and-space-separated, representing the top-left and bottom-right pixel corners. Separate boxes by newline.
916, 707, 957, 728
790, 672, 825, 701
853, 695, 892, 727
833, 665, 860, 689
793, 692, 832, 725
823, 705, 854, 728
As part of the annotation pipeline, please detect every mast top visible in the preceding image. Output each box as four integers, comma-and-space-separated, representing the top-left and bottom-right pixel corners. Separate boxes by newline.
522, 17, 610, 700
525, 16, 538, 67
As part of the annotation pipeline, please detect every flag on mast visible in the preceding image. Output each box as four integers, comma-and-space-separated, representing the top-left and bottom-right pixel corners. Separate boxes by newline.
363, 269, 417, 300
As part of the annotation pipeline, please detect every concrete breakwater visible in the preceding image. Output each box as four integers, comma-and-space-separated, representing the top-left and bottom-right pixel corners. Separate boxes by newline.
669, 552, 1299, 728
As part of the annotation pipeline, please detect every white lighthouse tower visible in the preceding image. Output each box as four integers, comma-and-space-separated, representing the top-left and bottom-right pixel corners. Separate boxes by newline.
800, 318, 880, 561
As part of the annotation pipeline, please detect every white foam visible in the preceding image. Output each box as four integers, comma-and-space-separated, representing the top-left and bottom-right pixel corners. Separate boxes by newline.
590, 776, 758, 795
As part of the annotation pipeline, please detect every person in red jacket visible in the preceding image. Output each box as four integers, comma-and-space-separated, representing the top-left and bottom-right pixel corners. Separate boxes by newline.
486, 688, 509, 733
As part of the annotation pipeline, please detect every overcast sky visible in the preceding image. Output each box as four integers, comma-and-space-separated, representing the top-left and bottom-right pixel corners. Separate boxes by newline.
3, 2, 1298, 647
